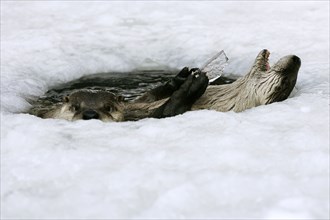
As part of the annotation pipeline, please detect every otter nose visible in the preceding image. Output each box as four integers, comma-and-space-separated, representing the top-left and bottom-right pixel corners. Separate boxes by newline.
292, 55, 301, 66
82, 109, 99, 120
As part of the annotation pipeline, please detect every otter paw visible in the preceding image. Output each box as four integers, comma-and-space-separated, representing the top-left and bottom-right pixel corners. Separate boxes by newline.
152, 71, 209, 118
167, 67, 203, 90
174, 71, 209, 103
167, 67, 190, 90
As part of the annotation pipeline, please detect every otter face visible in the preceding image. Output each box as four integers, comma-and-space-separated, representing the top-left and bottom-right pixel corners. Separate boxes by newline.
59, 90, 124, 122
253, 49, 301, 105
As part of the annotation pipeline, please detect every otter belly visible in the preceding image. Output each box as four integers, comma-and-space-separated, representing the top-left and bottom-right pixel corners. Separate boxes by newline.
191, 81, 260, 113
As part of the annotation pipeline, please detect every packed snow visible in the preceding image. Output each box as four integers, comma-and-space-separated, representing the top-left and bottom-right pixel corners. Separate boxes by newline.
1, 1, 329, 219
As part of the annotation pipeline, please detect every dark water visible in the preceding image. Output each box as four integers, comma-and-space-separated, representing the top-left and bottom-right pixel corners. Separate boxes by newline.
46, 70, 177, 101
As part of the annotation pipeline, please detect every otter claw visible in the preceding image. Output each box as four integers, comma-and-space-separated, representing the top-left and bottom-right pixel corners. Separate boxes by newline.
189, 68, 201, 75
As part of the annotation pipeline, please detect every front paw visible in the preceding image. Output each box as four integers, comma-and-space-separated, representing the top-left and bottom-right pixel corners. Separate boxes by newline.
152, 71, 209, 118
172, 71, 209, 104
167, 67, 190, 89
168, 67, 202, 90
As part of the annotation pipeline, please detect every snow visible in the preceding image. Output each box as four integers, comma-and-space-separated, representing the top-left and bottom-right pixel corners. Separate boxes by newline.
1, 1, 329, 219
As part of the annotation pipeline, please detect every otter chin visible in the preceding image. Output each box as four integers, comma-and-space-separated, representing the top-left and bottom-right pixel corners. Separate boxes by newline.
31, 49, 301, 121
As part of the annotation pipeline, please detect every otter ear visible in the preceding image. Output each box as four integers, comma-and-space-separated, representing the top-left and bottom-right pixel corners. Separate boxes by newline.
63, 96, 70, 103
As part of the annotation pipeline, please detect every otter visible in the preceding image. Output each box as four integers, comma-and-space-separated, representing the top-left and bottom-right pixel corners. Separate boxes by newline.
192, 49, 301, 112
31, 49, 301, 121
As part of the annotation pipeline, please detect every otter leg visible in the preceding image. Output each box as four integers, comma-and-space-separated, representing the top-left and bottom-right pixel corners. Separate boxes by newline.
152, 70, 209, 118
136, 67, 192, 103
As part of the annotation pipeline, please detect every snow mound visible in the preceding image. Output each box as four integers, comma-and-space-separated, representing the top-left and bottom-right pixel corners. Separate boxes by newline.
1, 1, 329, 219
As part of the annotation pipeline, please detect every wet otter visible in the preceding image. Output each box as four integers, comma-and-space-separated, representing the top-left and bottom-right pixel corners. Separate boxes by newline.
31, 49, 301, 121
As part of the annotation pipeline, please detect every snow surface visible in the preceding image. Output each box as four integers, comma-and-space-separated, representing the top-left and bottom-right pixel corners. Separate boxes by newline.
1, 1, 329, 219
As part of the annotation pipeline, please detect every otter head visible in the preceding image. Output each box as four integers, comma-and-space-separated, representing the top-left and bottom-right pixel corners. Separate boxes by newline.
251, 49, 301, 105
60, 90, 124, 122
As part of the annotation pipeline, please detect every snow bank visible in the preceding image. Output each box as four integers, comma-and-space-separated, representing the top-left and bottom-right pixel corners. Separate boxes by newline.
1, 1, 329, 219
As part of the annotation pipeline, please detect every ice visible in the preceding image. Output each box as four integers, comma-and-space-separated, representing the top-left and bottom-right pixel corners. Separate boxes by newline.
1, 1, 329, 219
201, 50, 228, 81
